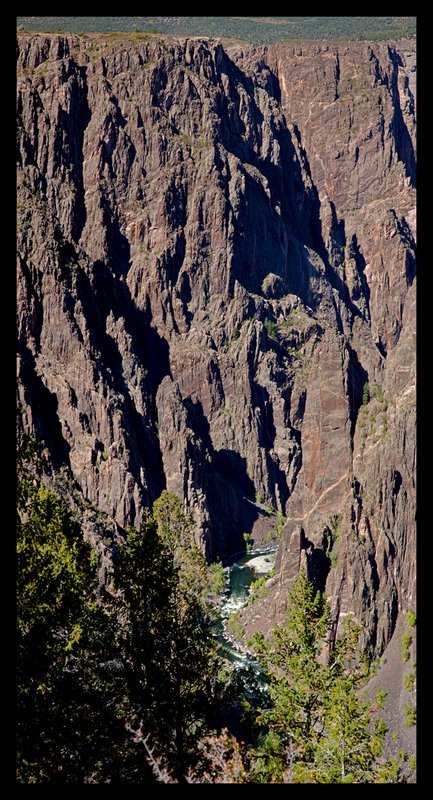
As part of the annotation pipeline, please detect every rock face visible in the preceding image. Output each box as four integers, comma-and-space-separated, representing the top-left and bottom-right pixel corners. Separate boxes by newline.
17, 33, 415, 656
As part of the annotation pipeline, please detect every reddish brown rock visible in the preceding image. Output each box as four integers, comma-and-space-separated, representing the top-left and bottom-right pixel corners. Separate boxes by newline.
17, 33, 415, 662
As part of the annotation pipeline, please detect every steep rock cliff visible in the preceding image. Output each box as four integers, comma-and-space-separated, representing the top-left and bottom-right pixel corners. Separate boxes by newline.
233, 40, 416, 656
16, 33, 415, 657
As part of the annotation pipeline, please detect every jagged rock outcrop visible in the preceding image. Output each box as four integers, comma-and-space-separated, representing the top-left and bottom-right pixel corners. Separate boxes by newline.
17, 32, 415, 656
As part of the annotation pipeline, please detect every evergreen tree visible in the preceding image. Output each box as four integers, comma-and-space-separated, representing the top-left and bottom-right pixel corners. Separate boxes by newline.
362, 381, 370, 405
293, 621, 383, 782
114, 490, 222, 779
249, 567, 330, 780
17, 440, 410, 784
16, 439, 132, 783
249, 568, 409, 783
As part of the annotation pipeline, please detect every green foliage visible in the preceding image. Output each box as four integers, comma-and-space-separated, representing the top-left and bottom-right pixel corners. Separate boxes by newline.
261, 274, 274, 294
406, 610, 416, 628
374, 755, 411, 783
403, 671, 415, 693
294, 678, 380, 783
243, 532, 253, 552
231, 325, 240, 341
248, 570, 402, 783
362, 382, 370, 405
17, 441, 223, 782
209, 560, 226, 596
280, 309, 298, 328
328, 513, 342, 559
266, 509, 286, 542
249, 568, 331, 775
255, 492, 264, 505
115, 490, 222, 778
372, 384, 384, 402
267, 522, 284, 541
17, 16, 416, 43
401, 633, 412, 664
174, 131, 193, 147
248, 729, 288, 783
375, 688, 387, 709
17, 438, 409, 784
286, 345, 303, 360
248, 576, 268, 605
329, 513, 342, 539
227, 614, 244, 641
381, 414, 388, 441
101, 450, 109, 461
264, 317, 278, 340
16, 439, 131, 783
266, 507, 286, 542
403, 704, 416, 728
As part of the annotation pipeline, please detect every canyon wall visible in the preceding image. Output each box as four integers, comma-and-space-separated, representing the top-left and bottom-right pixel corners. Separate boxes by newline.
17, 32, 415, 655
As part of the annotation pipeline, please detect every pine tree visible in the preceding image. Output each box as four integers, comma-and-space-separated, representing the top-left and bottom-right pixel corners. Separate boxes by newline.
16, 439, 131, 783
115, 491, 222, 779
293, 621, 381, 782
362, 381, 370, 405
249, 567, 330, 780
249, 568, 410, 783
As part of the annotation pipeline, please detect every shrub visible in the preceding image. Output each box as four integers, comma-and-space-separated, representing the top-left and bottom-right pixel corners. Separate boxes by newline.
406, 610, 416, 628
261, 275, 271, 292
209, 561, 226, 596
362, 382, 370, 405
403, 704, 416, 728
404, 671, 415, 693
368, 654, 386, 677
401, 633, 412, 664
227, 614, 244, 641
266, 526, 283, 542
243, 532, 253, 552
375, 688, 387, 709
264, 318, 278, 340
375, 384, 384, 402
248, 576, 268, 605
329, 513, 342, 541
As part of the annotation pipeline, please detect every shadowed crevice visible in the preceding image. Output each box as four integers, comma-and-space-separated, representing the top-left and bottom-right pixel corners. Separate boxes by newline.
17, 346, 71, 470
388, 47, 416, 188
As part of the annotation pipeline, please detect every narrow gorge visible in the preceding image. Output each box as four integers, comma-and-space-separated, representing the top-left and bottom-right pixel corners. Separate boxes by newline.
17, 30, 415, 685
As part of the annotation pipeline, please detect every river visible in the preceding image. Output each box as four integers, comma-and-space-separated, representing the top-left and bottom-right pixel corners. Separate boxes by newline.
216, 547, 277, 692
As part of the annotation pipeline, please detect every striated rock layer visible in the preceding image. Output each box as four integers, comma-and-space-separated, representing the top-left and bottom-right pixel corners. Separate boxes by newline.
17, 32, 415, 656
